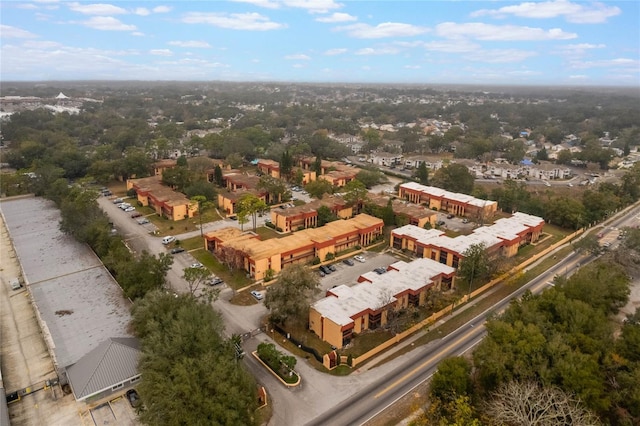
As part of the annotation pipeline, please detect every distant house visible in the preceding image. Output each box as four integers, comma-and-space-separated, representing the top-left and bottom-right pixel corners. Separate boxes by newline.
370, 152, 403, 167
218, 189, 267, 217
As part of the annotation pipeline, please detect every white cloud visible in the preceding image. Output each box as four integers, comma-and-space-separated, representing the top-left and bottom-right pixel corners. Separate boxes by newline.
316, 12, 356, 23
293, 63, 306, 68
231, 0, 281, 9
285, 54, 311, 60
465, 48, 538, 63
132, 32, 144, 37
182, 12, 286, 31
168, 40, 212, 48
355, 46, 401, 55
570, 57, 640, 69
81, 16, 136, 31
16, 4, 38, 9
555, 43, 605, 56
22, 40, 61, 49
283, 0, 343, 14
0, 25, 38, 38
435, 22, 576, 41
150, 49, 173, 56
68, 2, 127, 15
471, 0, 621, 24
404, 65, 421, 69
424, 40, 479, 53
324, 48, 347, 55
152, 6, 172, 13
133, 7, 150, 16
337, 22, 428, 39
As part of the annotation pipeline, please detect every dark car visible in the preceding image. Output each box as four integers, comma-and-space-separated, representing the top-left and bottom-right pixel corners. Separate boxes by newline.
170, 247, 185, 254
126, 389, 140, 408
374, 267, 387, 275
328, 264, 337, 272
130, 212, 142, 218
319, 265, 331, 274
342, 258, 355, 266
447, 214, 454, 219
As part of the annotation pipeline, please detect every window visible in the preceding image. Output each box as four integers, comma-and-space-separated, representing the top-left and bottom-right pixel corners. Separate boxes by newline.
130, 375, 141, 384
111, 383, 124, 391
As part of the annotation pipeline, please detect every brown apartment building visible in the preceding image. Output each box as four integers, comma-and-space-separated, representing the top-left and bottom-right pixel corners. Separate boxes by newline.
398, 182, 498, 220
391, 212, 545, 268
309, 257, 456, 349
127, 175, 197, 221
270, 195, 353, 233
204, 214, 384, 281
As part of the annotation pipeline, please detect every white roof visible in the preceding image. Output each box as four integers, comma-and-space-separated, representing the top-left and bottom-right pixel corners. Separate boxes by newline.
392, 212, 544, 255
312, 258, 455, 327
400, 181, 497, 208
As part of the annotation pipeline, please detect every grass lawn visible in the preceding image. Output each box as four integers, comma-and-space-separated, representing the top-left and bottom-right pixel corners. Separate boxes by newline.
343, 330, 394, 357
174, 236, 204, 251
188, 248, 253, 290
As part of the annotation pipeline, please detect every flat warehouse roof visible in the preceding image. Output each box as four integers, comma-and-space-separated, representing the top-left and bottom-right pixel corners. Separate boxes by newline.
0, 197, 133, 369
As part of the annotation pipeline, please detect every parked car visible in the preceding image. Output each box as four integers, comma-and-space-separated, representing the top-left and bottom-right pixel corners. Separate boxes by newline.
328, 264, 337, 272
130, 212, 142, 218
190, 262, 204, 269
137, 218, 150, 225
374, 267, 387, 275
354, 255, 366, 263
112, 198, 123, 204
462, 218, 469, 224
319, 270, 326, 277
343, 258, 355, 266
436, 220, 445, 226
126, 389, 140, 408
250, 290, 264, 300
319, 265, 332, 274
447, 214, 454, 219
162, 236, 175, 245
118, 203, 131, 210
170, 247, 185, 254
207, 277, 224, 286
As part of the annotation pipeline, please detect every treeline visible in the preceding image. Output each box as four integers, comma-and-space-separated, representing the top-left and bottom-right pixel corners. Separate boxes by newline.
413, 243, 640, 425
482, 165, 640, 229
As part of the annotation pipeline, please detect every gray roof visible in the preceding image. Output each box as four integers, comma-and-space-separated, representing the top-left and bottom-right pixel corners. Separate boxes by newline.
0, 197, 133, 369
67, 338, 140, 400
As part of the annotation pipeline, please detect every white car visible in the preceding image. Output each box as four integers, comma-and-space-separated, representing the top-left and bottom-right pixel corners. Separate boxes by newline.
354, 255, 366, 263
124, 206, 135, 212
162, 236, 176, 245
250, 290, 264, 301
190, 262, 204, 269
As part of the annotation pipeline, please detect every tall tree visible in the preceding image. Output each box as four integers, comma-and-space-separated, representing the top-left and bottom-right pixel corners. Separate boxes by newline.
132, 291, 258, 426
236, 193, 268, 231
415, 161, 429, 185
305, 179, 334, 199
257, 175, 288, 204
343, 179, 369, 214
264, 264, 320, 326
213, 164, 224, 187
457, 243, 489, 298
280, 150, 293, 179
431, 163, 474, 194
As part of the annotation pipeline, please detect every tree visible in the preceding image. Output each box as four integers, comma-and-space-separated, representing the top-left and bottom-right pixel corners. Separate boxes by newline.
485, 381, 600, 426
213, 164, 224, 186
280, 150, 293, 179
313, 155, 323, 176
236, 193, 268, 232
264, 264, 320, 326
429, 357, 473, 402
182, 265, 213, 297
190, 195, 215, 237
257, 175, 288, 204
355, 169, 386, 189
572, 235, 602, 255
114, 251, 173, 300
343, 179, 369, 214
132, 291, 258, 426
431, 164, 474, 194
415, 161, 429, 185
305, 179, 333, 199
317, 205, 338, 226
226, 152, 244, 168
458, 243, 489, 298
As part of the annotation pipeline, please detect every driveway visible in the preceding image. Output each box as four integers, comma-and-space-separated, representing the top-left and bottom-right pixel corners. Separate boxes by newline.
318, 251, 399, 296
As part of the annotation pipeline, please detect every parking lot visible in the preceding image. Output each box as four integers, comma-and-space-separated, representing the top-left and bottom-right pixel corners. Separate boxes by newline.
79, 393, 140, 426
315, 251, 400, 296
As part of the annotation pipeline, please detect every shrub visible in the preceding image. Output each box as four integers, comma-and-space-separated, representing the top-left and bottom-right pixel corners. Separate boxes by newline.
325, 252, 335, 261
311, 257, 321, 265
347, 354, 353, 366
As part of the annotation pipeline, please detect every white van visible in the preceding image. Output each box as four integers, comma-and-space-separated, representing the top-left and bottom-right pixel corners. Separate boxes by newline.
10, 278, 22, 290
162, 236, 176, 245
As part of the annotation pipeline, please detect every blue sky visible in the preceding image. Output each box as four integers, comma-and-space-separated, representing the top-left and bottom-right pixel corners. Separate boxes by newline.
1, 0, 638, 85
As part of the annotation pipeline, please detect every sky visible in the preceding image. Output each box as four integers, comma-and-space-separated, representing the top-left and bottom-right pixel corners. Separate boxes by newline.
1, 0, 639, 86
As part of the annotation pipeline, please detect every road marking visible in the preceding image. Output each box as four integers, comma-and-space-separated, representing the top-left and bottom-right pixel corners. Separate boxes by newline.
374, 323, 484, 399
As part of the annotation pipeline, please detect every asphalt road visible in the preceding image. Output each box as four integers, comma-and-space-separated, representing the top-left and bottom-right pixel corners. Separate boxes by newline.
305, 203, 640, 426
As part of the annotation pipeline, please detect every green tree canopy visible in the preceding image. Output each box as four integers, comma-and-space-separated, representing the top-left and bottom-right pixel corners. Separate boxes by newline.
264, 264, 320, 326
305, 179, 334, 199
431, 164, 474, 194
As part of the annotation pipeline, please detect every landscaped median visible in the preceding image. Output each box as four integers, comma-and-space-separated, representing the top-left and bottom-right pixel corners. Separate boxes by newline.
252, 343, 301, 387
